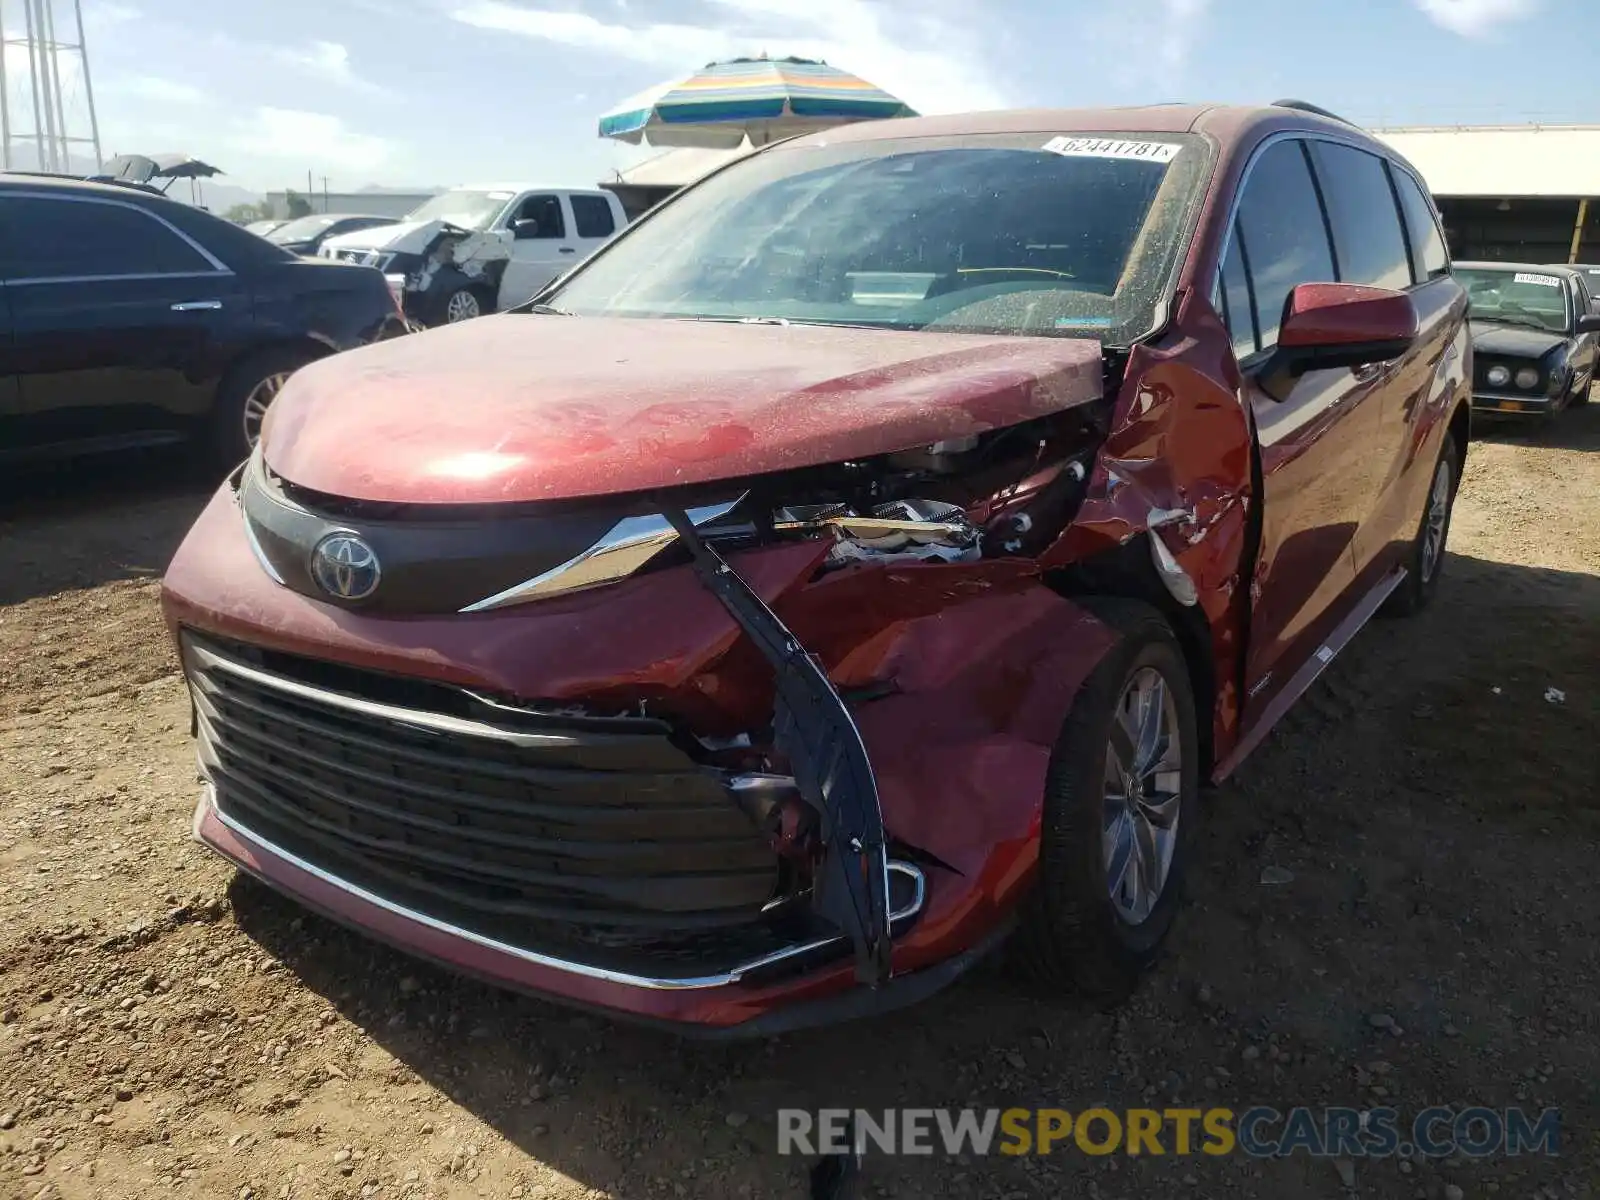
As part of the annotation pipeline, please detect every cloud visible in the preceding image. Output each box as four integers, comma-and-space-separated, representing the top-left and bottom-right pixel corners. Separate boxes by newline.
451, 3, 727, 64
1154, 0, 1212, 71
83, 1, 141, 27
1410, 0, 1539, 36
450, 0, 1008, 115
1088, 0, 1213, 86
101, 75, 207, 105
277, 40, 391, 96
226, 108, 395, 174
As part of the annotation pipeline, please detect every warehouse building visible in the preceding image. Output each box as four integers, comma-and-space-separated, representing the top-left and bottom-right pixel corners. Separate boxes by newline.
1373, 124, 1600, 264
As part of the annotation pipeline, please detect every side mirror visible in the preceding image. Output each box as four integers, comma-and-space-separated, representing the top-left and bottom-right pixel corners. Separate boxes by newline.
1576, 313, 1600, 333
1257, 283, 1419, 401
511, 218, 541, 240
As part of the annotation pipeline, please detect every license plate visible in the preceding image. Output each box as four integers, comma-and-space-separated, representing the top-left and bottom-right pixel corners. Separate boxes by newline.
1495, 401, 1523, 412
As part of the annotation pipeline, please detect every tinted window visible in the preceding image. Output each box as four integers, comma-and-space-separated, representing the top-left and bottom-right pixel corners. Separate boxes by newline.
1, 196, 214, 279
1389, 167, 1449, 280
1308, 142, 1412, 289
514, 194, 565, 239
1218, 219, 1258, 360
1233, 139, 1336, 348
570, 194, 616, 239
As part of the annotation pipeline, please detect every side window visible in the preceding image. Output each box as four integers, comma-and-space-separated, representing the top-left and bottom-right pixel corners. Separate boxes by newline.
1571, 275, 1594, 317
1218, 221, 1259, 361
570, 195, 616, 239
1232, 139, 1337, 349
1307, 142, 1412, 290
513, 194, 566, 239
0, 195, 215, 280
1389, 167, 1449, 280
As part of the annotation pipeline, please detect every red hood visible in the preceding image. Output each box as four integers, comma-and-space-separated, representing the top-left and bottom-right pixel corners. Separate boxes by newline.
261, 315, 1105, 504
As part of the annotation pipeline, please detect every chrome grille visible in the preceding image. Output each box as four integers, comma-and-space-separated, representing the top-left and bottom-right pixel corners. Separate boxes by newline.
182, 633, 816, 974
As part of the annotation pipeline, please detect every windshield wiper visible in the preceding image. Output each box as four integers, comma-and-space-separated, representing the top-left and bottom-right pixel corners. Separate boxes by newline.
1478, 314, 1559, 333
525, 303, 574, 316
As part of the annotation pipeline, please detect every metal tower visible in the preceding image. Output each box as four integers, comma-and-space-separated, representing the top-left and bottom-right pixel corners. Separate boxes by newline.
0, 0, 103, 173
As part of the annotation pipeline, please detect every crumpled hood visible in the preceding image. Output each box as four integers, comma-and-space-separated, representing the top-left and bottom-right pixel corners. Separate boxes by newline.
260, 315, 1105, 505
320, 218, 483, 257
1469, 320, 1567, 359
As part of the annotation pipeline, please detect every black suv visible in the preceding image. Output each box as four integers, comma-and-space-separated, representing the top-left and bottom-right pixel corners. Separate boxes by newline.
0, 176, 406, 467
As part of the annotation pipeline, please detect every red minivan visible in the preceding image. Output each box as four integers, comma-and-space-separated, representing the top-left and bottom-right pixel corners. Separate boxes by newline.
162, 101, 1470, 1035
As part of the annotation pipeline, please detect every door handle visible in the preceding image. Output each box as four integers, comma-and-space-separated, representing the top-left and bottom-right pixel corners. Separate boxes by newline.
558, 247, 576, 254
171, 300, 223, 311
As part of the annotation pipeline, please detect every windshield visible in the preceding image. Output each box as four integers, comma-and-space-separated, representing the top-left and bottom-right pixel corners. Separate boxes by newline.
403, 189, 516, 231
266, 215, 341, 243
1458, 267, 1572, 334
548, 132, 1211, 344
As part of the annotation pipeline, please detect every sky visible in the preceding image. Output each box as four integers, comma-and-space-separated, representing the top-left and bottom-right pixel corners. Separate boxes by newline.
2, 0, 1596, 198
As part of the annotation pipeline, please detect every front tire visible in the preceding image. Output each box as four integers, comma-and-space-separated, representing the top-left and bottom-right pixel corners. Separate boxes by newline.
208, 345, 319, 467
1567, 368, 1592, 408
1383, 431, 1458, 617
1012, 599, 1200, 1007
433, 283, 491, 326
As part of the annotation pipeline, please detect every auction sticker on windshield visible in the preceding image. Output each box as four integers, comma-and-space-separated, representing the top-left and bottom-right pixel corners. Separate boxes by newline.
1513, 272, 1562, 287
1042, 137, 1180, 163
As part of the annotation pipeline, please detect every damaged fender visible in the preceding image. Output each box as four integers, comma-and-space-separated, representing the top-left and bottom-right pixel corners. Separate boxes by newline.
1041, 296, 1257, 766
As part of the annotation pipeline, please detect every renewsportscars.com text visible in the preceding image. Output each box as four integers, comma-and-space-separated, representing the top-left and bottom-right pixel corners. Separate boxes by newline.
777, 1106, 1561, 1159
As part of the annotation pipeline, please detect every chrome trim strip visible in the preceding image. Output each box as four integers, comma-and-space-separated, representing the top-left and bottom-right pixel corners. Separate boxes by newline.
186, 640, 585, 749
6, 270, 233, 286
240, 510, 287, 585
1, 189, 233, 276
197, 784, 927, 991
459, 495, 747, 613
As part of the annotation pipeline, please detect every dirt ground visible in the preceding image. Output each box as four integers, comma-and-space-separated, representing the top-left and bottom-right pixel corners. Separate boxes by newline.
1, 402, 1597, 1200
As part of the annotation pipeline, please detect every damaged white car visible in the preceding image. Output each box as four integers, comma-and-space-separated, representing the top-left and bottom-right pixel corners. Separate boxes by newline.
318, 185, 628, 326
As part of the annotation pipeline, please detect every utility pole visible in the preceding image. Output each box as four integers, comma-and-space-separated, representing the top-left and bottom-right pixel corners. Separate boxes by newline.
0, 0, 103, 172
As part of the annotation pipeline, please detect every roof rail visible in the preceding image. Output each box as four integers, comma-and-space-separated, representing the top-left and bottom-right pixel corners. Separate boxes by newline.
1271, 99, 1360, 127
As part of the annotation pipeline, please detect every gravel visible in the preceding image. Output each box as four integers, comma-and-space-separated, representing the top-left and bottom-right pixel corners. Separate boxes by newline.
2, 410, 1598, 1198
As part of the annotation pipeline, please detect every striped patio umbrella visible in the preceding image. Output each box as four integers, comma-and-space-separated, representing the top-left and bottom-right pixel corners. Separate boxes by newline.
599, 56, 917, 149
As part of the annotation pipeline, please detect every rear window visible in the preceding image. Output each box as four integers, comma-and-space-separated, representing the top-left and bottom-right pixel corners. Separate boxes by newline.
571, 194, 616, 239
549, 132, 1214, 345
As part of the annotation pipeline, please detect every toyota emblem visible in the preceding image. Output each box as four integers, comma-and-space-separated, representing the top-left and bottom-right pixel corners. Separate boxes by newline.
309, 532, 381, 602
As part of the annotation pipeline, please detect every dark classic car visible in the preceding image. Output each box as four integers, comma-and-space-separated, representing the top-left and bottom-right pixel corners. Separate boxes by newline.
1457, 261, 1600, 417
163, 102, 1471, 1035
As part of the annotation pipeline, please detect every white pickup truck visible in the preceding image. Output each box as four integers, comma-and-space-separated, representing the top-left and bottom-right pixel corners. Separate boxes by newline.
318, 184, 629, 326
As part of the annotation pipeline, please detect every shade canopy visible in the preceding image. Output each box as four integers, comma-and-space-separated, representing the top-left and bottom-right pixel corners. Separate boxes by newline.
599, 56, 916, 149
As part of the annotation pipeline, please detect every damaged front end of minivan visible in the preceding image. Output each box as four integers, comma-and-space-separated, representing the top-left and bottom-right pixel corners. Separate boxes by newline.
164, 300, 1253, 1033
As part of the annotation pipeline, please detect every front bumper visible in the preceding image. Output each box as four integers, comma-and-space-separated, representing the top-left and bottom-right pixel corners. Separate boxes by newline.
193, 786, 985, 1036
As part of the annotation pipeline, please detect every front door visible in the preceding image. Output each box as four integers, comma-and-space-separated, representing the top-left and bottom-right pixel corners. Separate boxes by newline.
496, 193, 577, 310
1215, 137, 1378, 728
0, 192, 248, 454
